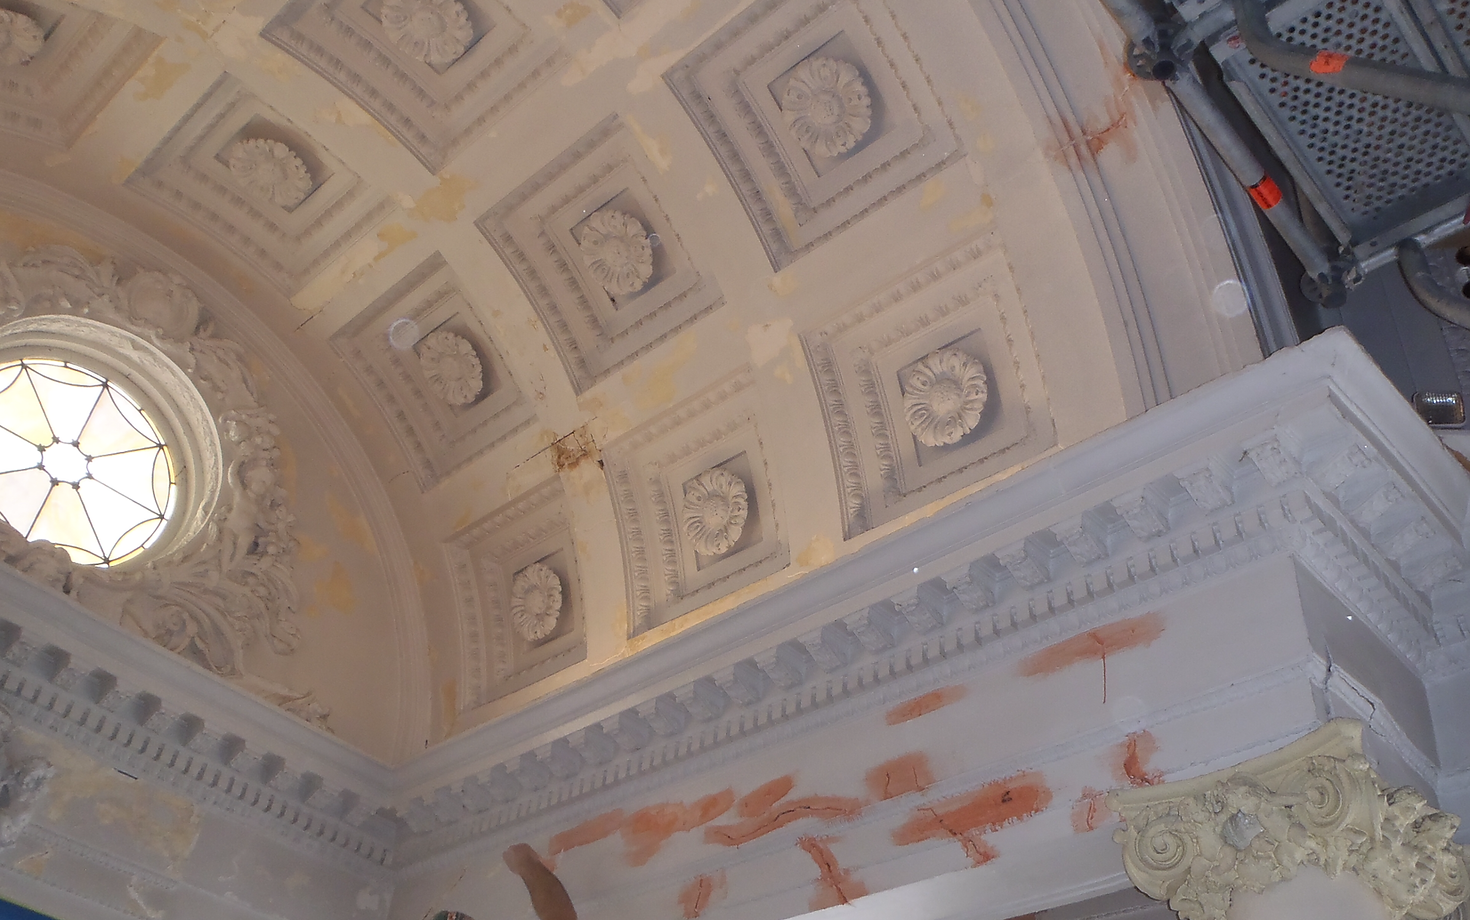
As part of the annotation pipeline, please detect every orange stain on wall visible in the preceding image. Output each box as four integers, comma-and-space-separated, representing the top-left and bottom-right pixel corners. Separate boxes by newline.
886, 686, 968, 725
798, 836, 869, 910
739, 776, 796, 816
677, 871, 727, 919
1017, 611, 1165, 677
549, 809, 625, 856
1070, 787, 1110, 833
623, 791, 735, 866
866, 752, 936, 800
1112, 731, 1164, 787
705, 794, 866, 846
892, 771, 1052, 865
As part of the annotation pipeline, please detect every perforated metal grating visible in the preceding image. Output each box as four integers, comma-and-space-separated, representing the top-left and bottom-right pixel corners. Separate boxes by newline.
1222, 0, 1470, 243
1430, 0, 1470, 66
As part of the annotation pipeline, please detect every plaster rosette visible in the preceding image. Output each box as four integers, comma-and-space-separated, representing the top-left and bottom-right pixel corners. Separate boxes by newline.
1109, 720, 1469, 920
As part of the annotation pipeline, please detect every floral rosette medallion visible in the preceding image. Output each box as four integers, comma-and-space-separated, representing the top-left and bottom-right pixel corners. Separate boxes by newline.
380, 0, 473, 67
416, 329, 484, 406
0, 10, 45, 66
509, 562, 563, 642
681, 467, 749, 557
780, 56, 873, 158
226, 139, 313, 209
901, 347, 989, 447
578, 209, 654, 297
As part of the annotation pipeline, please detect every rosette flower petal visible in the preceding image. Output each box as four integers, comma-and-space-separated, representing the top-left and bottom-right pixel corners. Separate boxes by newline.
0, 11, 45, 67
416, 330, 484, 406
510, 562, 563, 642
579, 209, 654, 297
380, 0, 473, 67
681, 467, 749, 557
226, 139, 313, 210
780, 56, 872, 158
901, 348, 989, 448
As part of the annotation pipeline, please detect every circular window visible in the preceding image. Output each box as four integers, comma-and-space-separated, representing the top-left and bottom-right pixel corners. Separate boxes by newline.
0, 358, 178, 566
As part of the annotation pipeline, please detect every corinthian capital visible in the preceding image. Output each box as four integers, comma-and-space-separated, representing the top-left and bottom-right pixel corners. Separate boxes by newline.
1109, 720, 1468, 920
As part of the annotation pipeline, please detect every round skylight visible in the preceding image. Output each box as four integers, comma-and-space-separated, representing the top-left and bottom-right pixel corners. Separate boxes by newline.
0, 358, 178, 566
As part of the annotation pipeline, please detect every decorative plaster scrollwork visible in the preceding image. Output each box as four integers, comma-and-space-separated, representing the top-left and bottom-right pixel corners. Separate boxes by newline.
509, 562, 562, 642
0, 247, 329, 728
0, 706, 52, 848
780, 56, 872, 157
901, 348, 988, 447
416, 329, 484, 406
380, 0, 473, 67
0, 10, 45, 67
226, 139, 313, 209
1110, 721, 1469, 920
681, 467, 749, 557
578, 209, 654, 297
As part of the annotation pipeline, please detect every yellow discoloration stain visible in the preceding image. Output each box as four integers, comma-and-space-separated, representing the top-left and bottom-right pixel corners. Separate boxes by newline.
920, 178, 946, 211
314, 98, 397, 144
956, 92, 983, 121
949, 199, 994, 233
974, 134, 996, 154
0, 213, 107, 261
796, 534, 835, 568
627, 47, 686, 93
15, 848, 49, 877
773, 361, 794, 384
132, 54, 190, 102
227, 267, 256, 294
414, 560, 436, 586
766, 270, 798, 296
453, 508, 473, 531
335, 386, 365, 420
767, 184, 801, 243
291, 224, 417, 313
296, 532, 329, 563
411, 174, 478, 223
552, 0, 592, 28
315, 561, 357, 615
212, 13, 300, 82
625, 116, 673, 173
697, 176, 721, 200
42, 151, 70, 168
633, 332, 697, 411
561, 0, 694, 86
746, 318, 793, 367
111, 157, 139, 185
326, 493, 377, 555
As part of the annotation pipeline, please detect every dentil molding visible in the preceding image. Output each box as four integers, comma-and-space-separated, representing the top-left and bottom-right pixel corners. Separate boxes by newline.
1111, 720, 1469, 920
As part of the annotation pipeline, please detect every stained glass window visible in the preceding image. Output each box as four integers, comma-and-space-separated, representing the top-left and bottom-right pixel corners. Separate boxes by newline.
0, 358, 177, 566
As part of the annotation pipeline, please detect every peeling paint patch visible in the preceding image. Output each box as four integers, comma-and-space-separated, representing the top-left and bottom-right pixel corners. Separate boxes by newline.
795, 534, 834, 568
766, 270, 798, 297
746, 318, 793, 367
411, 174, 478, 222
625, 116, 673, 173
892, 771, 1051, 865
920, 178, 946, 211
212, 13, 300, 82
948, 199, 994, 233
291, 223, 417, 313
133, 54, 190, 102
314, 98, 397, 144
622, 790, 734, 865
296, 532, 329, 563
633, 331, 696, 411
326, 493, 377, 555
314, 561, 357, 615
550, 809, 626, 855
1112, 730, 1163, 787
1071, 786, 1110, 833
886, 686, 967, 725
678, 870, 726, 918
552, 1, 592, 28
1017, 610, 1165, 678
705, 794, 864, 846
739, 776, 795, 816
696, 176, 721, 200
799, 836, 868, 909
866, 752, 935, 800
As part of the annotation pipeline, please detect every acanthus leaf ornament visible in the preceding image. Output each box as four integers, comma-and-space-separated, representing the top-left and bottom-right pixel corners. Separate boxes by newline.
681, 467, 749, 557
1110, 720, 1469, 920
510, 561, 563, 642
380, 0, 473, 68
901, 347, 989, 447
578, 209, 654, 297
416, 329, 484, 406
0, 706, 52, 848
0, 10, 45, 67
226, 139, 313, 210
780, 56, 873, 158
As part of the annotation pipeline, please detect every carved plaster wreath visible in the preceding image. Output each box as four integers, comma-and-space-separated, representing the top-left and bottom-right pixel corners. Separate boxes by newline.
578, 209, 654, 297
681, 467, 749, 557
510, 562, 563, 642
780, 56, 872, 158
226, 139, 313, 209
416, 329, 484, 406
380, 0, 473, 67
901, 348, 989, 448
0, 11, 45, 67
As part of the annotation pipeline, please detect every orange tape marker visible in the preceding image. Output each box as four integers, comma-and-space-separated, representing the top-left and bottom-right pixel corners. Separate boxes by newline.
1310, 50, 1350, 74
1248, 176, 1283, 210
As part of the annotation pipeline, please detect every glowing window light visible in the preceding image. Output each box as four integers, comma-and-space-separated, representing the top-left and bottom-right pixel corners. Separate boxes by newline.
0, 358, 177, 566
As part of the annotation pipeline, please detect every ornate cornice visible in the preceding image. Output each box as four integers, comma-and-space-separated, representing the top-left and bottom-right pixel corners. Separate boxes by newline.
1111, 720, 1469, 920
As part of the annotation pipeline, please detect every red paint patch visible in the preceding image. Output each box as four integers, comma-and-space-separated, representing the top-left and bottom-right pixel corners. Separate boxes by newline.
866, 752, 936, 801
622, 791, 735, 866
677, 871, 727, 919
705, 795, 866, 846
738, 775, 795, 817
1112, 731, 1164, 787
549, 809, 625, 856
892, 771, 1052, 865
886, 686, 967, 725
1070, 787, 1110, 833
1017, 611, 1165, 677
798, 836, 869, 910
1310, 49, 1351, 73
